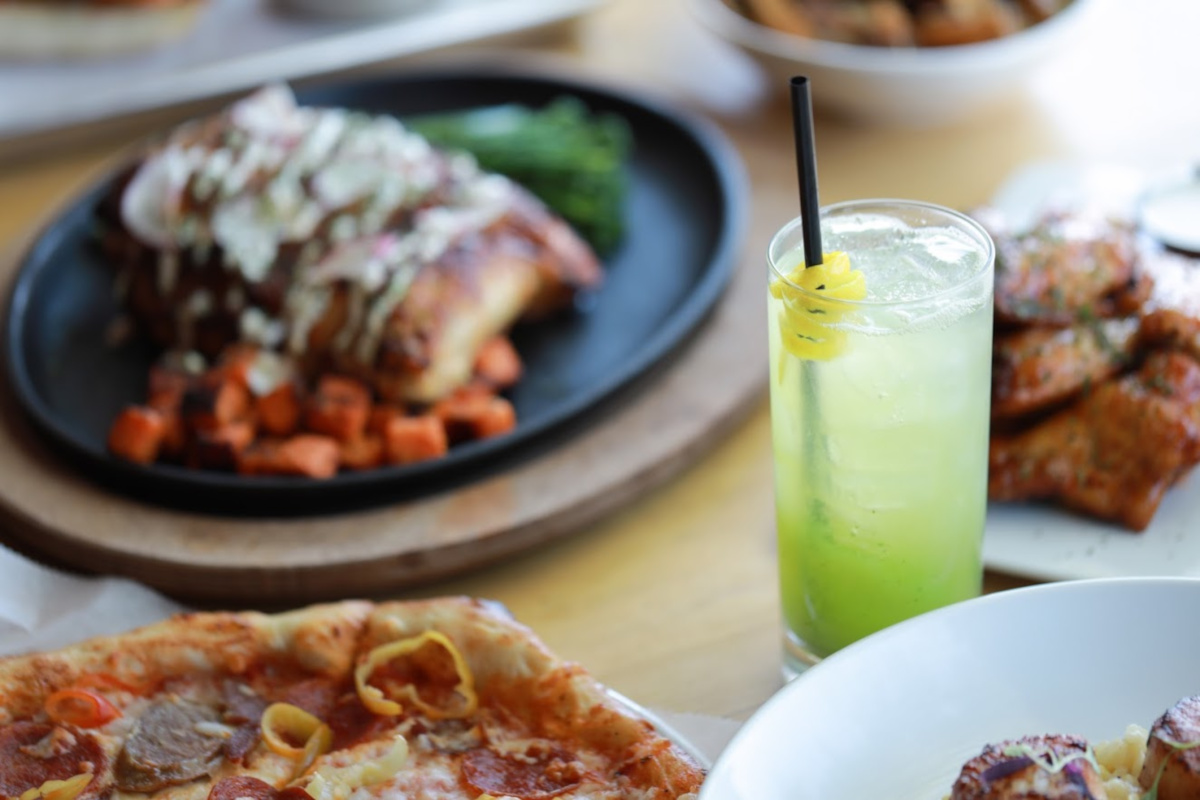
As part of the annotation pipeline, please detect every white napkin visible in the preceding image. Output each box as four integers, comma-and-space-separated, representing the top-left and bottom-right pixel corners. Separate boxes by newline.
0, 544, 186, 656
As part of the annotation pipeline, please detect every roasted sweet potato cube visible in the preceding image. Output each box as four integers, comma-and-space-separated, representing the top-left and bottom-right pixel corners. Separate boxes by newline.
214, 343, 263, 390
107, 406, 166, 465
383, 415, 448, 465
237, 435, 340, 479
472, 396, 516, 440
190, 421, 256, 470
433, 387, 517, 443
181, 377, 252, 431
473, 336, 523, 390
340, 435, 385, 471
256, 382, 303, 437
368, 405, 406, 437
305, 375, 371, 442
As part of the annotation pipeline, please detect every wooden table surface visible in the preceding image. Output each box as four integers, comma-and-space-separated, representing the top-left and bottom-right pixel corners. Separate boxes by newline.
0, 0, 1196, 722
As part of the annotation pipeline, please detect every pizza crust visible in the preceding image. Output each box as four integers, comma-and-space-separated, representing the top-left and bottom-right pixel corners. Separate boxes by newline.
0, 601, 372, 723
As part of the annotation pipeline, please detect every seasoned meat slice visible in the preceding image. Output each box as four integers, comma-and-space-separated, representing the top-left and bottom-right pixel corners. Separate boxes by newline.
951, 734, 1107, 799
1141, 695, 1200, 799
989, 351, 1200, 531
993, 213, 1145, 327
992, 318, 1138, 420
114, 697, 224, 792
1137, 308, 1200, 361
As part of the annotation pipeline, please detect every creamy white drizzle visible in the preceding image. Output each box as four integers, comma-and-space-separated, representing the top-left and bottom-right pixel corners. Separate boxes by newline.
120, 83, 518, 367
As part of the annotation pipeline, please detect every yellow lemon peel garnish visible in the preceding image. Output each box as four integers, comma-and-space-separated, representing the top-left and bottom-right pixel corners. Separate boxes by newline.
354, 630, 477, 719
769, 251, 867, 361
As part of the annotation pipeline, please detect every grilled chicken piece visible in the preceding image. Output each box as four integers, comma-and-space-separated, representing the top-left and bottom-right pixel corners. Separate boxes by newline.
992, 317, 1138, 420
989, 351, 1200, 531
101, 85, 602, 405
298, 194, 598, 403
1137, 308, 1200, 362
993, 213, 1146, 328
1141, 695, 1200, 799
951, 734, 1107, 799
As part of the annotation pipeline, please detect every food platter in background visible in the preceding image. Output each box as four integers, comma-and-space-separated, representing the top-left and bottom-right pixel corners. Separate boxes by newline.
688, 0, 1097, 127
984, 161, 1200, 580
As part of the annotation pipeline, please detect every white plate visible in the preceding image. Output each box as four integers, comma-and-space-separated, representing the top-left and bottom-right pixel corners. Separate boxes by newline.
0, 0, 599, 146
701, 577, 1200, 800
983, 161, 1200, 581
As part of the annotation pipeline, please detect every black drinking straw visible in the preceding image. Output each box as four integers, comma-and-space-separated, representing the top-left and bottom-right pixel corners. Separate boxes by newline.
790, 77, 823, 269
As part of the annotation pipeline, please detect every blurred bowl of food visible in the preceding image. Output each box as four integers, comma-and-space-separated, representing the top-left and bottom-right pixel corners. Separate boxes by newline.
689, 0, 1095, 127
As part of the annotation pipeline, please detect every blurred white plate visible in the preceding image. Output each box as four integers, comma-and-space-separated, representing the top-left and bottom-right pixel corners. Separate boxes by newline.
0, 0, 599, 145
701, 578, 1200, 800
983, 161, 1200, 580
688, 0, 1095, 127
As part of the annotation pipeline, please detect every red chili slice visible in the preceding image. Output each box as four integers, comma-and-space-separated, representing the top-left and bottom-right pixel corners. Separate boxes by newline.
45, 689, 122, 728
461, 747, 584, 800
0, 722, 107, 797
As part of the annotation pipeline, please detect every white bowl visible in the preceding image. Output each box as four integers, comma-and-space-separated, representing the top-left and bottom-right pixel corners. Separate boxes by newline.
689, 0, 1094, 127
701, 578, 1200, 800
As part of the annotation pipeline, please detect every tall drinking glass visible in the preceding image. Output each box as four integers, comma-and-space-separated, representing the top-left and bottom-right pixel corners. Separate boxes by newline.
767, 199, 995, 676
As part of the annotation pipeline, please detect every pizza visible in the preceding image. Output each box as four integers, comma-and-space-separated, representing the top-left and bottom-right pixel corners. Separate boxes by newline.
0, 597, 704, 800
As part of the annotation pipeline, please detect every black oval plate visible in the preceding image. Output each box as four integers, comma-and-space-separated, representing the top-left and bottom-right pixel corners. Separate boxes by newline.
4, 69, 747, 516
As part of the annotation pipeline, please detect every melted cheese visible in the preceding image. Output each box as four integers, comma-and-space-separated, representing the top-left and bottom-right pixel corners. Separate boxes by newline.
303, 736, 409, 800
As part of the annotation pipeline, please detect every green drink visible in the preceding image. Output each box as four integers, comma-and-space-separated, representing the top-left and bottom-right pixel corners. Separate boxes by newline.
767, 200, 995, 674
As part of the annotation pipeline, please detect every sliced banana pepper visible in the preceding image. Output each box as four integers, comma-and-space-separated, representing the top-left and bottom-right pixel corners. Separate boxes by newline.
354, 630, 477, 719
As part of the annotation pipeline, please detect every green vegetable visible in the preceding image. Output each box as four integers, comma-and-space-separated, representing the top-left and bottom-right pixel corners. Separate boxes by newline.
409, 97, 632, 255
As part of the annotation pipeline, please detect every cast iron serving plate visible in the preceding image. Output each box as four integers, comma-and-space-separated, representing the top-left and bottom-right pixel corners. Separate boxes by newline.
4, 69, 747, 515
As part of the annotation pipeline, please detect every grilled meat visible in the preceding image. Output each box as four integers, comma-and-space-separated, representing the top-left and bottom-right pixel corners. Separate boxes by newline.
989, 351, 1200, 531
991, 317, 1138, 420
951, 734, 1107, 800
100, 85, 603, 405
993, 212, 1146, 328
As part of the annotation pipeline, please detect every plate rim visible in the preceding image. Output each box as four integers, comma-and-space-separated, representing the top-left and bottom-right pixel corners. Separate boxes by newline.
2, 66, 749, 512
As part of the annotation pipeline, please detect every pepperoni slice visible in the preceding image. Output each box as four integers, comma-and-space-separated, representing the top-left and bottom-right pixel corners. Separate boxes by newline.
461, 747, 584, 799
277, 678, 339, 719
208, 776, 278, 800
327, 693, 391, 751
207, 777, 313, 800
221, 681, 267, 763
0, 722, 107, 797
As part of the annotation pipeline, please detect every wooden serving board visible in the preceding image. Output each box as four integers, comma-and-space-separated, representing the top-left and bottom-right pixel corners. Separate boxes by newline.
0, 230, 766, 606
